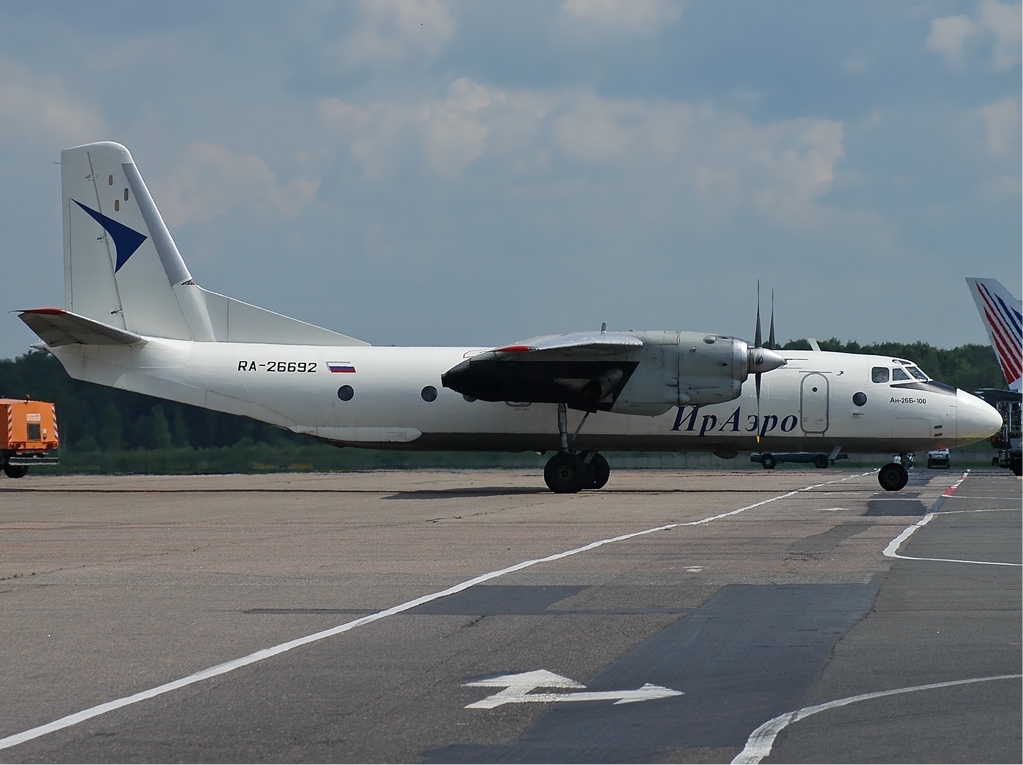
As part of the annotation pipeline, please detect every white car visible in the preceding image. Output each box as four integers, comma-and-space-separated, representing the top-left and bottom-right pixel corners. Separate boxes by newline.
927, 449, 951, 469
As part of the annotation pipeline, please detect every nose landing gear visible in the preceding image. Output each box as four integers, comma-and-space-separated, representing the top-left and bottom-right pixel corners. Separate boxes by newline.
878, 457, 911, 491
543, 404, 611, 493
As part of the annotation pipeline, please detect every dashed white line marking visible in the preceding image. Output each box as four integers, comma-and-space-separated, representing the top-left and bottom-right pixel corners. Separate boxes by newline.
731, 673, 1023, 764
0, 472, 870, 752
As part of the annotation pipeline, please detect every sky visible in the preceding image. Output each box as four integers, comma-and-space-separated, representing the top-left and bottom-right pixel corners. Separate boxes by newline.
0, 0, 1019, 362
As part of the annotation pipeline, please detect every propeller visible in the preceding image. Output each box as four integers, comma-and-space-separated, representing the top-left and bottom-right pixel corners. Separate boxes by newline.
748, 281, 786, 443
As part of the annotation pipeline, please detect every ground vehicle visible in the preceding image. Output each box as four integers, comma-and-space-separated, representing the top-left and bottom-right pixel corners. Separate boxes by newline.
975, 389, 1022, 476
750, 452, 849, 469
0, 398, 59, 478
926, 448, 950, 469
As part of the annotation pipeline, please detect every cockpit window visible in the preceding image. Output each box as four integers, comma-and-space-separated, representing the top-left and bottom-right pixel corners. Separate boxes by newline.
907, 366, 927, 380
892, 368, 910, 381
871, 367, 890, 383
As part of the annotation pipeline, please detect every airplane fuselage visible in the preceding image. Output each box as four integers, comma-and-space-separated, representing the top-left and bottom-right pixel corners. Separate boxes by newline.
51, 339, 993, 456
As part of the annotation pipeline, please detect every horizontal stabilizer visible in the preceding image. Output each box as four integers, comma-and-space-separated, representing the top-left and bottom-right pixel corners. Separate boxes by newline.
18, 308, 145, 347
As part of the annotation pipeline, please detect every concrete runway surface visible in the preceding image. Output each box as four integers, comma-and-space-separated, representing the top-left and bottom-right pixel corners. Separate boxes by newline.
0, 467, 1019, 763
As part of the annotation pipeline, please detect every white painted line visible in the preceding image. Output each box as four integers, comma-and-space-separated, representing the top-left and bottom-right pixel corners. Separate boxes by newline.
464, 669, 682, 708
884, 511, 1022, 567
882, 470, 1021, 567
731, 673, 1022, 764
932, 507, 1017, 515
0, 474, 867, 752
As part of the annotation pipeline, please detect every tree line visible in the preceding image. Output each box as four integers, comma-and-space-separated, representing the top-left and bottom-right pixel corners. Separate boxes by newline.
0, 339, 1007, 456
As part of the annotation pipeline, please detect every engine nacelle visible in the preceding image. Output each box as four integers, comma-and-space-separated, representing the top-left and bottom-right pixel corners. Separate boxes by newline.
441, 329, 785, 416
610, 331, 754, 416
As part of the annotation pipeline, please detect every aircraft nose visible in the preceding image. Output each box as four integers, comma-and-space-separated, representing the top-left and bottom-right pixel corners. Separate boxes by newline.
955, 389, 1003, 445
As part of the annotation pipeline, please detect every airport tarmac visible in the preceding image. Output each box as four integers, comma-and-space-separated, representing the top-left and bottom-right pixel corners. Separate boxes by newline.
0, 467, 1019, 763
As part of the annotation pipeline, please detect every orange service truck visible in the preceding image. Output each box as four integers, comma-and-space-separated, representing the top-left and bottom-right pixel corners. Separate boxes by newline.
1, 398, 59, 478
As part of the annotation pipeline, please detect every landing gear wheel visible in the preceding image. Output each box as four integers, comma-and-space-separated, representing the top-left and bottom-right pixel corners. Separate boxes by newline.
760, 454, 776, 470
878, 463, 909, 491
583, 452, 610, 490
3, 464, 28, 479
544, 452, 587, 493
813, 454, 829, 469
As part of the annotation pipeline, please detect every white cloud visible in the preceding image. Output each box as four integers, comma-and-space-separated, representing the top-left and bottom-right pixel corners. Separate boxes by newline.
151, 143, 319, 228
979, 0, 1023, 69
318, 80, 846, 227
317, 78, 554, 177
843, 56, 868, 74
561, 0, 682, 36
0, 63, 106, 146
328, 0, 456, 71
926, 14, 975, 71
977, 96, 1020, 154
750, 119, 846, 223
927, 0, 1022, 71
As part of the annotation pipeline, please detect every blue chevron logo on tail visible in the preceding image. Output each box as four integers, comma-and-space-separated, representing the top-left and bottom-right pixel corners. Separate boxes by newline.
73, 200, 147, 272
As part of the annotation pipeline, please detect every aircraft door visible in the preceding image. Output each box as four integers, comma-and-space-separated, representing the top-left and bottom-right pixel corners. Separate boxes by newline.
800, 373, 829, 434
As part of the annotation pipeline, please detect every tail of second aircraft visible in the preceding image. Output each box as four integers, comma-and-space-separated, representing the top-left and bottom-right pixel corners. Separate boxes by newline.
966, 277, 1021, 392
40, 141, 366, 347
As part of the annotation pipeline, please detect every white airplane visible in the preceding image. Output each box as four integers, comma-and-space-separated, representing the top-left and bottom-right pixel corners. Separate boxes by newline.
966, 277, 1022, 393
16, 142, 1003, 493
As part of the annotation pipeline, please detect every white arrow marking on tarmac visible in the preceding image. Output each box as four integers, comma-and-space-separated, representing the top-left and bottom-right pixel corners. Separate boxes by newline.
464, 669, 683, 709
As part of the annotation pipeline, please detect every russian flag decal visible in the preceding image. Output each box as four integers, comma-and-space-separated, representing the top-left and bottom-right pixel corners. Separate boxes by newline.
327, 362, 356, 373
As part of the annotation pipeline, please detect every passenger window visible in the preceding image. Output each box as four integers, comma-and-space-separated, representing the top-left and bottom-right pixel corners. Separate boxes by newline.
871, 367, 889, 383
892, 368, 910, 381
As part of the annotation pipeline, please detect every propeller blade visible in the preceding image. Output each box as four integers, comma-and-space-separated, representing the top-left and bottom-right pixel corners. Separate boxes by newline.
769, 290, 775, 350
755, 372, 762, 443
754, 281, 762, 349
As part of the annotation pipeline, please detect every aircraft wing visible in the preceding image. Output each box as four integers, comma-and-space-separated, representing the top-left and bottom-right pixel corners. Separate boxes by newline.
443, 332, 645, 411
18, 308, 146, 347
484, 332, 644, 359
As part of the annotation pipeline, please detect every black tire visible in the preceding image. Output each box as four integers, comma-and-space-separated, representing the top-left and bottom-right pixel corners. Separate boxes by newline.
3, 464, 28, 479
761, 454, 776, 470
585, 452, 611, 490
878, 463, 908, 491
1012, 459, 1022, 477
813, 454, 829, 469
544, 452, 587, 494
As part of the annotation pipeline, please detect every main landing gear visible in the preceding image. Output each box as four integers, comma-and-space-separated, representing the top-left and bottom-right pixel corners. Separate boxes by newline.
544, 451, 610, 493
543, 403, 611, 493
878, 456, 911, 492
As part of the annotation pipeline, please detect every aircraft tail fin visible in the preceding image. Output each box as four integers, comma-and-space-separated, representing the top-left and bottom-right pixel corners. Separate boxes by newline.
966, 277, 1022, 392
59, 141, 367, 347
